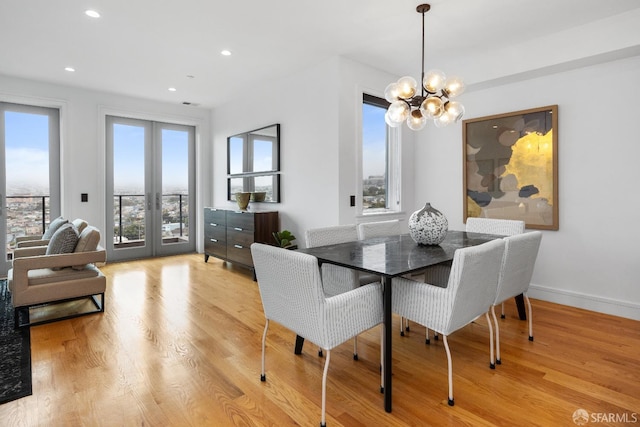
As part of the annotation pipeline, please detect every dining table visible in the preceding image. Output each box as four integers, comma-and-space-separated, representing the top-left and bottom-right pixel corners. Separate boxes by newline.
296, 230, 514, 413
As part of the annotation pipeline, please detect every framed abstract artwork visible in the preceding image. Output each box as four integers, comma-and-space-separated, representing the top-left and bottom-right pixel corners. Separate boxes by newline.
463, 105, 558, 230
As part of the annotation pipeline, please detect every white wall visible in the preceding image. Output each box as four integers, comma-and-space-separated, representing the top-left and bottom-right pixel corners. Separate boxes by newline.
0, 74, 211, 250
415, 55, 640, 320
211, 57, 412, 241
212, 57, 341, 238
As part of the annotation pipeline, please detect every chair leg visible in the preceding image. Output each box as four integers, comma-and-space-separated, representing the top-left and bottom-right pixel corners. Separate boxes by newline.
261, 320, 269, 381
525, 294, 534, 341
353, 336, 358, 360
486, 312, 495, 369
491, 306, 501, 365
321, 349, 331, 427
380, 326, 384, 393
501, 301, 506, 318
425, 327, 430, 345
442, 335, 454, 406
400, 317, 411, 335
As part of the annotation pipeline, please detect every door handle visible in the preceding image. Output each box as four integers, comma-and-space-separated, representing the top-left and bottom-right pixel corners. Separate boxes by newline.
156, 192, 160, 210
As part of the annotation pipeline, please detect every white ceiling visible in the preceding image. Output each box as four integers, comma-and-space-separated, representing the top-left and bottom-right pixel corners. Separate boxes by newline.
1, 0, 639, 109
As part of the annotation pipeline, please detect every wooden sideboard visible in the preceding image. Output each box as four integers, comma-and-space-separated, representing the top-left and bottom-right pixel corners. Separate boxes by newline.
204, 207, 279, 273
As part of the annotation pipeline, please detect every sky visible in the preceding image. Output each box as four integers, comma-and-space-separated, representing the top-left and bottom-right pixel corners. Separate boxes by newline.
4, 111, 50, 194
113, 123, 189, 194
362, 102, 386, 179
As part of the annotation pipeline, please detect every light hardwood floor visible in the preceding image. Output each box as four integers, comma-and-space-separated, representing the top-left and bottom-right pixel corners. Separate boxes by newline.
1, 253, 639, 426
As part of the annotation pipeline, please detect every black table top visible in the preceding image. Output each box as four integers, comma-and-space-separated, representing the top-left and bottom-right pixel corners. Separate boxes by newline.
296, 230, 502, 277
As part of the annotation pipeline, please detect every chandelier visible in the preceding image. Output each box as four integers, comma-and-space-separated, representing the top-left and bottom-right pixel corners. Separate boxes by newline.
385, 4, 465, 131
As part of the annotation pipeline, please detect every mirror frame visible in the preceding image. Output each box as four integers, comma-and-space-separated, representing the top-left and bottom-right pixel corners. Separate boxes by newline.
227, 123, 281, 203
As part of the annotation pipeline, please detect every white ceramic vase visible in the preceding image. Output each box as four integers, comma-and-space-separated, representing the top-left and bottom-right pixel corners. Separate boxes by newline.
408, 202, 448, 245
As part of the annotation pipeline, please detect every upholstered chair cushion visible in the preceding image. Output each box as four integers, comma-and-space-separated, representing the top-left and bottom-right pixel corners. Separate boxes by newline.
42, 216, 68, 240
71, 218, 88, 234
74, 226, 100, 253
73, 226, 101, 270
46, 223, 79, 255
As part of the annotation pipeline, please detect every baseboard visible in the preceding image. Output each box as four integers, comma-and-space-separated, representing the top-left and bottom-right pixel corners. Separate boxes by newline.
528, 284, 640, 321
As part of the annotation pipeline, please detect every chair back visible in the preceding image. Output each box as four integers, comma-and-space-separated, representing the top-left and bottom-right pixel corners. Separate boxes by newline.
466, 218, 525, 236
305, 224, 358, 247
251, 243, 326, 344
358, 219, 401, 240
305, 225, 360, 296
494, 231, 542, 304
445, 239, 505, 334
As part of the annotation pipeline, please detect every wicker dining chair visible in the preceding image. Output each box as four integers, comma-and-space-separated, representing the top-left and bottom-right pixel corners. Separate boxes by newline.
466, 217, 525, 318
392, 239, 506, 406
491, 231, 542, 366
305, 224, 378, 359
251, 243, 383, 427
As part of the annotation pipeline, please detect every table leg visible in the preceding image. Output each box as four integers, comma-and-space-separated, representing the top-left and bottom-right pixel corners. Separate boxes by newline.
294, 335, 305, 355
383, 276, 392, 412
515, 294, 527, 320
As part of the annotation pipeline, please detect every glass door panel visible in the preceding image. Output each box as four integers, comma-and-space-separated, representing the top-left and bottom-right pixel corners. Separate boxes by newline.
0, 102, 60, 276
107, 116, 194, 261
107, 117, 152, 261
156, 124, 194, 256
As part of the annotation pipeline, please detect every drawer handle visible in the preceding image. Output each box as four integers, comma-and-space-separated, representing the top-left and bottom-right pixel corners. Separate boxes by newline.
234, 227, 243, 231
210, 223, 218, 226
234, 244, 244, 249
210, 238, 217, 242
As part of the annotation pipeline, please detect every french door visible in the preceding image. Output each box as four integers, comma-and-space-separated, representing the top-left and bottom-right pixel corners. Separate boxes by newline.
0, 102, 60, 276
106, 116, 195, 262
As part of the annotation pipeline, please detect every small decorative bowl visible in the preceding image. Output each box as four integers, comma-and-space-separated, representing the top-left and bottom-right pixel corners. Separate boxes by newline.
235, 192, 251, 210
251, 192, 266, 202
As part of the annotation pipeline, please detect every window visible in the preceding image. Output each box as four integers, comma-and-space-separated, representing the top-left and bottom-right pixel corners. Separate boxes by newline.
361, 94, 400, 214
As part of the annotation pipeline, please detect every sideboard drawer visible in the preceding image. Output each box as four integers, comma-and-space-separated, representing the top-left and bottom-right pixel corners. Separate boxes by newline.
205, 223, 226, 241
204, 238, 226, 259
226, 211, 254, 231
204, 208, 226, 225
227, 228, 254, 248
226, 242, 253, 266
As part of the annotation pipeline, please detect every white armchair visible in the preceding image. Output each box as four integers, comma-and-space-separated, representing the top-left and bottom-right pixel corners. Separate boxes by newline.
392, 239, 505, 406
251, 243, 383, 427
491, 231, 542, 365
465, 217, 525, 235
465, 217, 526, 318
9, 225, 106, 327
305, 224, 371, 359
357, 219, 401, 240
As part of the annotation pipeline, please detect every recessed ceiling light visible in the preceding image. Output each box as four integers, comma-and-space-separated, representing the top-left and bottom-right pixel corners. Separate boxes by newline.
221, 50, 232, 56
65, 67, 75, 72
85, 10, 101, 18
168, 87, 177, 92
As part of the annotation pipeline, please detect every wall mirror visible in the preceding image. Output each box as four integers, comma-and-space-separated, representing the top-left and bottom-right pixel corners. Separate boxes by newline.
227, 123, 280, 203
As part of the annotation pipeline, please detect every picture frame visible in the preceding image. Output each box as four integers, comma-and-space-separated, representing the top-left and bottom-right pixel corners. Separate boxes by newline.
462, 105, 558, 230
